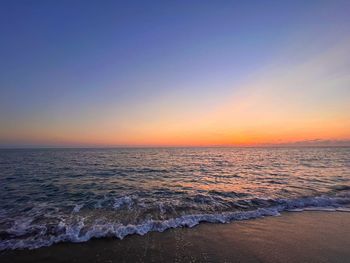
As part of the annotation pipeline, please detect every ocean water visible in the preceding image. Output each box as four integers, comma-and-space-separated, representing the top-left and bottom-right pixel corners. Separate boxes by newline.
0, 147, 349, 250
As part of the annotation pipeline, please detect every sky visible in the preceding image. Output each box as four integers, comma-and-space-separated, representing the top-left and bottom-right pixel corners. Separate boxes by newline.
0, 0, 349, 147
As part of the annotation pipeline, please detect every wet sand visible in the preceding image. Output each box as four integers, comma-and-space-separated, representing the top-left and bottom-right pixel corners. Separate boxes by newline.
1, 211, 349, 263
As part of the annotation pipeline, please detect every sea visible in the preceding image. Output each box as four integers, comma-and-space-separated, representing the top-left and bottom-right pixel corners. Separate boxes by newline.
0, 147, 349, 250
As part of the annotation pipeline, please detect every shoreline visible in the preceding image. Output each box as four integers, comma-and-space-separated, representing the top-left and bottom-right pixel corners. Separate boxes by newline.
1, 211, 349, 263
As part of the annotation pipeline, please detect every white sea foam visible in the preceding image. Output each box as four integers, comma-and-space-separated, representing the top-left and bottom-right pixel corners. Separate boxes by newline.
113, 196, 134, 209
1, 194, 349, 251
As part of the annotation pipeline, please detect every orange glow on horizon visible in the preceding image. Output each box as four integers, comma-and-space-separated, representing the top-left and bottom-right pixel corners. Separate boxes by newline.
1, 39, 349, 147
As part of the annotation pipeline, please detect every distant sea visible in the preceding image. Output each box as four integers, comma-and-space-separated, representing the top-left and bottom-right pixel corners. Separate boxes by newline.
0, 147, 349, 250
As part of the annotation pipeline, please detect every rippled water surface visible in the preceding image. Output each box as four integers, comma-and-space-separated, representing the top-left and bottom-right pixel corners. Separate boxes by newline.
0, 147, 349, 249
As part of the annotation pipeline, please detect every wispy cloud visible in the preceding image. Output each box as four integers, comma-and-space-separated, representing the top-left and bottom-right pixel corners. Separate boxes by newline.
259, 139, 350, 147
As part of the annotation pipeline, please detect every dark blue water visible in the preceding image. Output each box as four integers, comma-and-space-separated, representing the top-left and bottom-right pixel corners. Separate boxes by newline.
0, 147, 349, 250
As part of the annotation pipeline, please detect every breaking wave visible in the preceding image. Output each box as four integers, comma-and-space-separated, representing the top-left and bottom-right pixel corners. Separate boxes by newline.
1, 147, 349, 250
1, 193, 349, 250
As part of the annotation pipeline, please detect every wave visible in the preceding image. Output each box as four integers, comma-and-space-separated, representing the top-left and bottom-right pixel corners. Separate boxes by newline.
1, 193, 349, 251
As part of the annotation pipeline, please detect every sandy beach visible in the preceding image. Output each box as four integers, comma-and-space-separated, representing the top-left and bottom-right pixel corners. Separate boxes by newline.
2, 0, 350, 261
1, 211, 349, 263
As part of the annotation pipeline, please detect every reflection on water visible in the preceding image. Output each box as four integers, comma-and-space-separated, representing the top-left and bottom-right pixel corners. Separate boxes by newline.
0, 147, 349, 249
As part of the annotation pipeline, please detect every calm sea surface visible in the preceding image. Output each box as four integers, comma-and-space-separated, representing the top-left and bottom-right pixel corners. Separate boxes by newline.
0, 147, 349, 249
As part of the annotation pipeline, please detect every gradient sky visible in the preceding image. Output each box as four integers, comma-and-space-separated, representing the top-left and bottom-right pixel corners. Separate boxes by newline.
1, 0, 350, 147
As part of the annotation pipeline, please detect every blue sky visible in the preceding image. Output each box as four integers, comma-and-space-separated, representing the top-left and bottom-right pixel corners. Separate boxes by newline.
0, 1, 349, 146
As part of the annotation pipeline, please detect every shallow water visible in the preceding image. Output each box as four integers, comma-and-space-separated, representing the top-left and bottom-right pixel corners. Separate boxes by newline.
0, 147, 349, 250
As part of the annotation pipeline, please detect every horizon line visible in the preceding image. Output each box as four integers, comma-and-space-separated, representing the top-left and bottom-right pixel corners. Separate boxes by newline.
1, 145, 350, 150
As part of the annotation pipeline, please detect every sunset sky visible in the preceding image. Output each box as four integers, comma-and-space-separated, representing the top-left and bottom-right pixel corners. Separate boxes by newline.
1, 1, 349, 147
